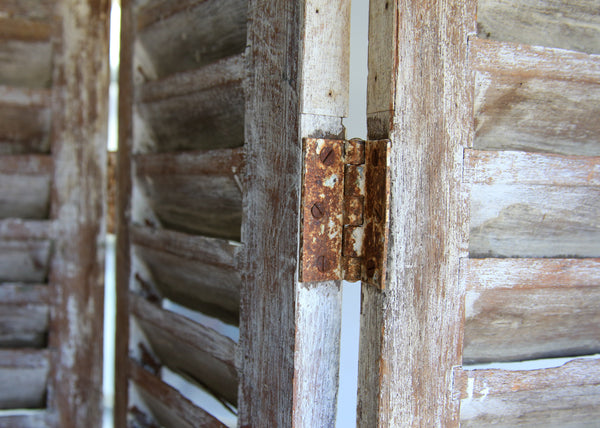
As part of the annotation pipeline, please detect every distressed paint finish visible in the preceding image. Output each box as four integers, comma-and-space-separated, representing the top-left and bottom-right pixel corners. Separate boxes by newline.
46, 1, 109, 426
456, 358, 600, 426
359, 0, 476, 426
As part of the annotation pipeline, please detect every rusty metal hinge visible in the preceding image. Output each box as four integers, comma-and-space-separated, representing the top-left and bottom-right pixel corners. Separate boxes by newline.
300, 138, 391, 288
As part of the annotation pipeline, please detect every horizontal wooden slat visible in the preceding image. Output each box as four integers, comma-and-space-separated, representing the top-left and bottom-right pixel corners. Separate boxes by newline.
464, 149, 600, 186
0, 284, 49, 348
0, 240, 51, 283
135, 148, 244, 240
0, 155, 52, 219
470, 183, 600, 258
462, 258, 600, 363
0, 411, 50, 428
132, 225, 240, 323
0, 219, 54, 240
456, 358, 600, 426
135, 0, 247, 80
0, 41, 53, 89
476, 0, 600, 55
0, 0, 56, 21
0, 18, 53, 42
135, 62, 244, 152
0, 349, 49, 409
130, 361, 227, 428
471, 38, 600, 156
131, 293, 238, 405
0, 87, 51, 154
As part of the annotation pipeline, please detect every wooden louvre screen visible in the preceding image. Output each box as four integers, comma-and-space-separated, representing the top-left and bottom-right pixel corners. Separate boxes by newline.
0, 0, 109, 426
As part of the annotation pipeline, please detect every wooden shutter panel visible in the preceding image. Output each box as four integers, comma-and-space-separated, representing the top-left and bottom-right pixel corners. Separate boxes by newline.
359, 0, 600, 426
0, 0, 109, 426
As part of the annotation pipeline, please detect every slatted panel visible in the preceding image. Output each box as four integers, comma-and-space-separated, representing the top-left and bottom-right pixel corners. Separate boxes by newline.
456, 358, 600, 426
471, 38, 600, 156
0, 349, 49, 409
0, 412, 50, 428
476, 0, 600, 55
0, 284, 49, 348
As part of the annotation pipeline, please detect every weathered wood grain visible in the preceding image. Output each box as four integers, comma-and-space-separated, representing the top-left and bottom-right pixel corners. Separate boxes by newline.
456, 358, 600, 426
0, 412, 50, 428
0, 155, 52, 219
131, 293, 238, 405
0, 349, 49, 409
471, 38, 600, 155
0, 30, 53, 88
130, 361, 226, 428
0, 284, 49, 347
135, 0, 247, 80
0, 0, 56, 21
0, 219, 54, 240
462, 258, 600, 363
470, 183, 600, 258
477, 0, 600, 55
0, 87, 51, 154
135, 148, 243, 239
0, 240, 51, 283
240, 0, 349, 425
45, 0, 109, 426
131, 225, 241, 323
359, 0, 476, 426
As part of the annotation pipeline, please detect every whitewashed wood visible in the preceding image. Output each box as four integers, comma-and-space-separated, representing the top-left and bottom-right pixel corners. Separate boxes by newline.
477, 0, 600, 55
0, 219, 54, 240
130, 361, 226, 428
470, 183, 600, 258
471, 39, 600, 156
462, 258, 600, 363
465, 149, 600, 186
0, 0, 56, 21
0, 412, 50, 428
240, 0, 348, 425
134, 0, 247, 80
0, 349, 49, 409
358, 0, 476, 426
0, 86, 51, 154
456, 358, 600, 426
135, 148, 244, 239
131, 293, 238, 405
0, 284, 49, 347
131, 225, 241, 323
0, 240, 51, 283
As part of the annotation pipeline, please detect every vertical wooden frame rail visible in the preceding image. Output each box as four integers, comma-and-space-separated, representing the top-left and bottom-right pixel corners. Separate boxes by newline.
240, 0, 350, 426
358, 0, 476, 426
0, 0, 109, 426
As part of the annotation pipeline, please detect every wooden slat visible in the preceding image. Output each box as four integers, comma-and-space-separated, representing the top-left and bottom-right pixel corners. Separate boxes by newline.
0, 411, 50, 428
476, 0, 600, 55
0, 284, 49, 348
456, 358, 600, 426
471, 38, 600, 156
0, 240, 51, 283
470, 183, 600, 258
131, 225, 240, 323
0, 0, 56, 21
462, 258, 600, 363
0, 219, 54, 240
135, 0, 247, 80
0, 349, 49, 409
0, 40, 53, 89
464, 149, 600, 186
130, 293, 238, 406
0, 17, 53, 42
129, 361, 226, 428
135, 65, 244, 153
0, 87, 51, 154
135, 149, 244, 240
0, 155, 52, 219
358, 0, 476, 426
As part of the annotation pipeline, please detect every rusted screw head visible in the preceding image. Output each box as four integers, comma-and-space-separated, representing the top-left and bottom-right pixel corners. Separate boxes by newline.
319, 146, 335, 165
317, 255, 328, 273
311, 202, 324, 219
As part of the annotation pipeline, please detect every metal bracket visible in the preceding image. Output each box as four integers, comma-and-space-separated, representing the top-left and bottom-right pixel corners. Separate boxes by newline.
300, 138, 391, 288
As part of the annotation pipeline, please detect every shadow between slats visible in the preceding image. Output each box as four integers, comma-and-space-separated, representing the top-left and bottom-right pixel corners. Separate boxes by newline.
0, 349, 49, 409
130, 293, 238, 406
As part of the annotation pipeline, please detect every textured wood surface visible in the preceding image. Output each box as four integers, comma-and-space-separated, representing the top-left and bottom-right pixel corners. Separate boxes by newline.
135, 149, 244, 239
0, 87, 51, 154
462, 258, 600, 363
456, 358, 600, 426
131, 294, 238, 405
0, 349, 49, 409
477, 0, 600, 55
45, 0, 109, 426
471, 38, 600, 156
0, 240, 51, 283
130, 361, 226, 428
132, 225, 241, 323
0, 412, 50, 428
359, 0, 476, 426
0, 284, 49, 347
135, 0, 247, 80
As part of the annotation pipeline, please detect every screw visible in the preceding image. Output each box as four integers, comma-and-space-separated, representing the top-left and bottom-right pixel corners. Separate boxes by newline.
311, 202, 324, 219
317, 255, 328, 273
319, 146, 335, 165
